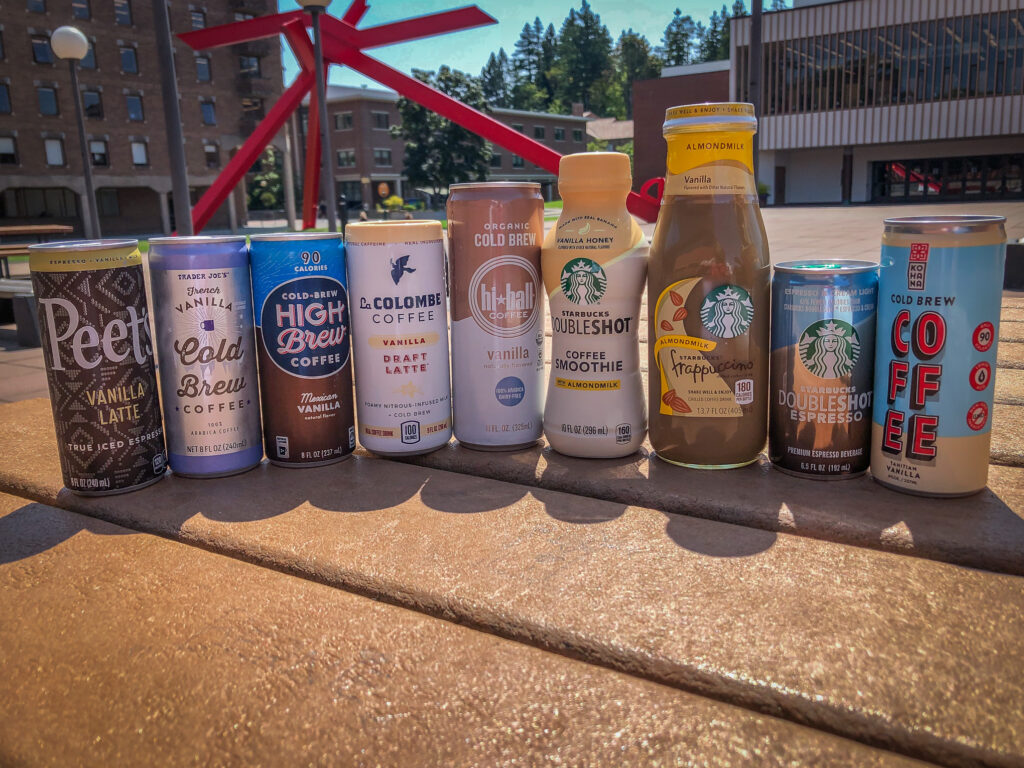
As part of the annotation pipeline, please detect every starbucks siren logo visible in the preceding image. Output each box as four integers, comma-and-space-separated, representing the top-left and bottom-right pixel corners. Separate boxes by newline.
798, 319, 860, 379
560, 258, 607, 305
700, 284, 753, 338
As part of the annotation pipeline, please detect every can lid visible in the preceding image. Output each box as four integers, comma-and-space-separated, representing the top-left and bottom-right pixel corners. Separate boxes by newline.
664, 102, 757, 135
249, 232, 344, 242
449, 181, 541, 191
774, 259, 878, 274
27, 238, 138, 252
148, 235, 247, 245
558, 151, 631, 188
883, 215, 1006, 236
345, 219, 443, 245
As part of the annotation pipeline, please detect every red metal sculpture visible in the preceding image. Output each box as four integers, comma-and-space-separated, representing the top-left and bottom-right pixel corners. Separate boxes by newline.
179, 1, 662, 232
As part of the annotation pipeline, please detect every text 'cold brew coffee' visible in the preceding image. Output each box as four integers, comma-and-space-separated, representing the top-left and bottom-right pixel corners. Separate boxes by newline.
648, 103, 770, 468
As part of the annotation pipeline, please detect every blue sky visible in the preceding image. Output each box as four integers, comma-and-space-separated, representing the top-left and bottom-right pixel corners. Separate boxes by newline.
277, 1, 732, 90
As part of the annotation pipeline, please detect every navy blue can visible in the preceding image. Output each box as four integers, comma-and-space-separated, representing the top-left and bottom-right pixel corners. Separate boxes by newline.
249, 233, 355, 466
149, 236, 263, 477
769, 260, 878, 479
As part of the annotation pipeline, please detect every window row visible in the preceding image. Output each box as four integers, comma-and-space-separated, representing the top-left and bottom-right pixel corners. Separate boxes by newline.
333, 111, 391, 130
31, 0, 134, 25
0, 135, 151, 167
336, 149, 392, 167
870, 153, 1023, 202
0, 85, 224, 126
509, 123, 583, 142
736, 11, 1024, 115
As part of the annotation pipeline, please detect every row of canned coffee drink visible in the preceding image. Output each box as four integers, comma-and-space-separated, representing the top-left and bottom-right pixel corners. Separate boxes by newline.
28, 102, 1007, 498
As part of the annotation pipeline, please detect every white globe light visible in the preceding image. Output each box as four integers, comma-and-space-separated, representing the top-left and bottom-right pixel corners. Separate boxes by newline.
51, 26, 89, 61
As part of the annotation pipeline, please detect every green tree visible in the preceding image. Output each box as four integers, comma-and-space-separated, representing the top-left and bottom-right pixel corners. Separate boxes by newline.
247, 147, 282, 210
391, 67, 491, 198
661, 8, 697, 66
512, 18, 544, 83
511, 80, 550, 112
616, 29, 661, 118
481, 47, 513, 107
537, 23, 559, 101
721, 1, 747, 59
551, 1, 614, 112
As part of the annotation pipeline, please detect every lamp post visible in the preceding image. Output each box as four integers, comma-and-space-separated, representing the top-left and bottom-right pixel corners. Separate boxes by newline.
51, 26, 100, 239
297, 0, 337, 232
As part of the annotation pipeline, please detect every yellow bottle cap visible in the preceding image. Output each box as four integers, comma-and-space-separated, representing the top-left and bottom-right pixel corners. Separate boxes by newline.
557, 151, 632, 187
663, 102, 757, 135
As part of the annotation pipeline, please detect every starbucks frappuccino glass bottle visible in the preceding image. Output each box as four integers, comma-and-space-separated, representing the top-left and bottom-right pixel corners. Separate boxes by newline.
542, 152, 649, 457
648, 103, 770, 468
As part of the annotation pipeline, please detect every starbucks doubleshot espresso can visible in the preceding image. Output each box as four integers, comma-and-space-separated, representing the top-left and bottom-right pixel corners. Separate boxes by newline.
447, 183, 545, 450
29, 240, 166, 495
149, 236, 262, 477
250, 233, 355, 466
346, 221, 451, 455
769, 261, 877, 479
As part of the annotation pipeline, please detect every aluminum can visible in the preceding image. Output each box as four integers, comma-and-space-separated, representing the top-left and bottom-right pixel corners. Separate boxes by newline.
346, 221, 451, 455
250, 233, 354, 466
149, 236, 262, 477
447, 182, 545, 450
28, 239, 166, 495
769, 260, 877, 479
872, 215, 1006, 497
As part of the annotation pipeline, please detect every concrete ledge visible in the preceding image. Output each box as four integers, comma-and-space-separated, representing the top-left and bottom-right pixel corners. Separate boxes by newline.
0, 407, 1022, 767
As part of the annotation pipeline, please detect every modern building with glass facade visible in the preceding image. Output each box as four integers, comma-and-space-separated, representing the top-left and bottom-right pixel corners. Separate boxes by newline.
731, 0, 1024, 204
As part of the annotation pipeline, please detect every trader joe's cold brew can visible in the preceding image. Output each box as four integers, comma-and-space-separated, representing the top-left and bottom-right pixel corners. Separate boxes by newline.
769, 260, 877, 479
28, 239, 166, 495
872, 216, 1006, 496
149, 236, 262, 477
447, 183, 545, 450
346, 221, 451, 455
250, 233, 355, 465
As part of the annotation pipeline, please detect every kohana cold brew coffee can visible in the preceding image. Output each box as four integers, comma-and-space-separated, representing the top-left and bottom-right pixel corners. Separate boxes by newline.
769, 261, 877, 479
250, 233, 355, 466
28, 240, 166, 495
346, 221, 451, 455
872, 215, 1006, 497
149, 236, 263, 477
447, 183, 545, 450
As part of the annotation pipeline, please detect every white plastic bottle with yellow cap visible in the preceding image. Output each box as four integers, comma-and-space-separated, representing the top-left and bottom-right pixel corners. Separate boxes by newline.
541, 152, 649, 457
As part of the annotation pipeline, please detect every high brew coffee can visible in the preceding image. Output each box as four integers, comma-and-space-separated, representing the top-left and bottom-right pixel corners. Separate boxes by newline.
447, 183, 545, 450
346, 221, 451, 455
28, 239, 166, 495
769, 260, 877, 479
250, 233, 355, 466
871, 215, 1006, 497
149, 236, 263, 478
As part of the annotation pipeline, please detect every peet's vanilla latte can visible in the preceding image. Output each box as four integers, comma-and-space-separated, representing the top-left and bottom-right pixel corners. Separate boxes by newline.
447, 183, 545, 450
346, 221, 451, 456
29, 239, 167, 495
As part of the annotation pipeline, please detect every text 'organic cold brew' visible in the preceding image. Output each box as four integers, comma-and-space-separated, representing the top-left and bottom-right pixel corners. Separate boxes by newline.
648, 103, 770, 468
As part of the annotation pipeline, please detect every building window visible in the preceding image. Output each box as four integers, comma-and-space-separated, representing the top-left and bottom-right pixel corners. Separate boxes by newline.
0, 30, 5, 60
44, 138, 65, 166
190, 10, 206, 29
572, 129, 583, 142
372, 111, 390, 130
97, 189, 119, 216
114, 0, 132, 25
121, 47, 138, 74
0, 85, 10, 115
336, 149, 355, 167
27, 0, 46, 12
72, 0, 90, 19
37, 87, 58, 116
200, 100, 216, 125
489, 153, 502, 168
554, 127, 565, 141
31, 36, 53, 64
241, 97, 264, 118
80, 41, 96, 69
196, 57, 211, 82
511, 123, 524, 133
234, 11, 255, 21
334, 111, 353, 130
533, 126, 545, 139
125, 94, 143, 121
373, 148, 392, 166
0, 137, 17, 164
239, 55, 260, 78
870, 154, 1024, 202
130, 140, 148, 166
512, 155, 524, 168
204, 144, 219, 168
89, 139, 108, 166
82, 90, 102, 118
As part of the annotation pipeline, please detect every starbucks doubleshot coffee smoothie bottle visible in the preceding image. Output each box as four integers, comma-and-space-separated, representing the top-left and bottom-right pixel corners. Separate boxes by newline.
542, 152, 648, 457
648, 103, 770, 468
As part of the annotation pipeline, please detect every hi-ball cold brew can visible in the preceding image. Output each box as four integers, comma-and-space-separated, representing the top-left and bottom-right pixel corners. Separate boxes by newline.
346, 221, 451, 456
149, 236, 263, 477
769, 261, 877, 479
447, 183, 545, 450
250, 233, 355, 466
29, 239, 166, 495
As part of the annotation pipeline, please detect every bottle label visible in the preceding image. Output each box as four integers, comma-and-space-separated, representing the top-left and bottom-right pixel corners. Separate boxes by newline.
654, 278, 756, 417
663, 130, 755, 196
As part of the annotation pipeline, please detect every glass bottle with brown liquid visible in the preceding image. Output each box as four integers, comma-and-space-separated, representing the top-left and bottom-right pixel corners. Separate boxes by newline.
648, 103, 770, 468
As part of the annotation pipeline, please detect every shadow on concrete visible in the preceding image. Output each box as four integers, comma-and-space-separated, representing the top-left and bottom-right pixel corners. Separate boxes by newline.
0, 501, 133, 565
417, 470, 531, 515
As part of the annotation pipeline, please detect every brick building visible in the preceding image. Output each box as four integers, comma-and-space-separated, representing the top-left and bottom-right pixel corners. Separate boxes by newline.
302, 85, 592, 208
0, 0, 283, 236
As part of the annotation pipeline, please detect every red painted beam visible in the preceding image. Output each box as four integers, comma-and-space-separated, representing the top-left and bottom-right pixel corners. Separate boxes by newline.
282, 17, 316, 73
322, 6, 495, 50
302, 75, 324, 231
179, 10, 306, 50
342, 0, 369, 25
